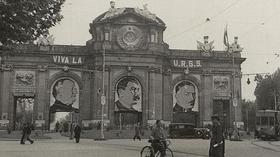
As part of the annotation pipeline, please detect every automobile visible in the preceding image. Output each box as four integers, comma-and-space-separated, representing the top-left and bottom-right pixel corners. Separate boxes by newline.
168, 123, 210, 139
256, 127, 279, 141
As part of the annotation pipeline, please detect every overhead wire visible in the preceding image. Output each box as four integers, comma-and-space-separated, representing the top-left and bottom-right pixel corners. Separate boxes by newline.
166, 0, 242, 41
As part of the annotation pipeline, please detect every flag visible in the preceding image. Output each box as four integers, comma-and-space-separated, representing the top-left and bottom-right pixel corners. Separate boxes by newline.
223, 25, 229, 48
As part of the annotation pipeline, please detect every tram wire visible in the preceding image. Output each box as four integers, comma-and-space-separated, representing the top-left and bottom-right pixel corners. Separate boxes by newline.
166, 0, 243, 41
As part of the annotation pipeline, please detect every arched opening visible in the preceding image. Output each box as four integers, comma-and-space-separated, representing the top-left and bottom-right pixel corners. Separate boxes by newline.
114, 76, 142, 129
172, 80, 199, 125
49, 77, 80, 132
13, 97, 35, 130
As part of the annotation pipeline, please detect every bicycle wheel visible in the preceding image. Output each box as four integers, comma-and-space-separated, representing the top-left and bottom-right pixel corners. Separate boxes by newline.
141, 146, 154, 157
155, 148, 174, 157
165, 148, 174, 157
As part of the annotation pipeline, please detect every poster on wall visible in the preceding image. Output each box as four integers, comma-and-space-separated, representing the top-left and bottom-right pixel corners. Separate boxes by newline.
114, 76, 142, 112
173, 80, 199, 112
50, 78, 79, 112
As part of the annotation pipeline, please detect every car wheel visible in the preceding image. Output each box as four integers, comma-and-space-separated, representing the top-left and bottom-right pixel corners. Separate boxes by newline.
195, 130, 203, 138
203, 133, 210, 139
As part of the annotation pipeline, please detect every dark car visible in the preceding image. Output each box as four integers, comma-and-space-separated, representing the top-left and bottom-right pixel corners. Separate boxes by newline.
256, 127, 279, 141
168, 123, 210, 139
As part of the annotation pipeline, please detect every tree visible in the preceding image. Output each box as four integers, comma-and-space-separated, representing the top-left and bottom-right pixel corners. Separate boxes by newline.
0, 0, 65, 45
241, 99, 256, 131
254, 68, 280, 110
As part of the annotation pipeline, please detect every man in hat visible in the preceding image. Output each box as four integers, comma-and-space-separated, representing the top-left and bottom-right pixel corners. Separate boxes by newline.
150, 120, 166, 157
209, 114, 224, 157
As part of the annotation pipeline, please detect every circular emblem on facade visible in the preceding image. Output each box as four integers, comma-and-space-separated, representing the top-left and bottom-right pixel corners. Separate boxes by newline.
117, 25, 143, 50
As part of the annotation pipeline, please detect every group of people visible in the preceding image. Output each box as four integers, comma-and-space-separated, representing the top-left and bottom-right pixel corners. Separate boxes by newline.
19, 117, 225, 157
20, 122, 81, 144
147, 116, 225, 157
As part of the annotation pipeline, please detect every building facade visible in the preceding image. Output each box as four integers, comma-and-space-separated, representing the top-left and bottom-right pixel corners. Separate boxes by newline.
0, 7, 245, 130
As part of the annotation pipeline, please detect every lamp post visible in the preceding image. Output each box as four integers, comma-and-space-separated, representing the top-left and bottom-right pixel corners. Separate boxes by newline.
231, 51, 240, 140
100, 47, 106, 140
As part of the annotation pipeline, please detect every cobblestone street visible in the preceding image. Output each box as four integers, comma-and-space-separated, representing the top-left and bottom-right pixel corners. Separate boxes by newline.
1, 133, 280, 157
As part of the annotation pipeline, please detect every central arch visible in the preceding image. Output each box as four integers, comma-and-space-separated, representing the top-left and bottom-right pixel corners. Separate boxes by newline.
113, 76, 143, 129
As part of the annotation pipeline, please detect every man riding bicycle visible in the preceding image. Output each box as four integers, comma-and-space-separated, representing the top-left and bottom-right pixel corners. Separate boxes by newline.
150, 120, 166, 157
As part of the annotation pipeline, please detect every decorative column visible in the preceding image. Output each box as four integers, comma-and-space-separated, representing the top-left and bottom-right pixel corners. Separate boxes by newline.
36, 65, 48, 129
0, 64, 13, 127
162, 68, 172, 123
147, 67, 163, 125
148, 67, 156, 123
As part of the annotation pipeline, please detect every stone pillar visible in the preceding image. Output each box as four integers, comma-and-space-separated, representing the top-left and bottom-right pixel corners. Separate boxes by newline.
79, 72, 91, 120
0, 65, 12, 125
202, 73, 212, 126
36, 65, 48, 128
148, 69, 156, 121
154, 72, 163, 120
162, 69, 172, 122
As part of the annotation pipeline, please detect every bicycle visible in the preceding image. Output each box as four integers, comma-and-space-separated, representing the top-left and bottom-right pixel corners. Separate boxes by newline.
140, 139, 174, 157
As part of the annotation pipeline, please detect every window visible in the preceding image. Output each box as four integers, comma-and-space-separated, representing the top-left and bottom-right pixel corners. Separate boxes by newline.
178, 125, 184, 129
105, 32, 109, 41
150, 33, 158, 43
151, 34, 155, 43
261, 117, 268, 125
269, 117, 275, 126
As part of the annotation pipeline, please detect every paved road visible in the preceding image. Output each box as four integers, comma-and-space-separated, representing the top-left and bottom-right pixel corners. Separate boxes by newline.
0, 133, 280, 157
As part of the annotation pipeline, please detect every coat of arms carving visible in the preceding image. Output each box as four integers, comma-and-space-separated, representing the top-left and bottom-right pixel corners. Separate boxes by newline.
197, 36, 214, 56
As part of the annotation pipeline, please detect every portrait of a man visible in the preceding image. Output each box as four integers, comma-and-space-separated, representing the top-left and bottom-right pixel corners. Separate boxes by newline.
51, 78, 79, 111
173, 80, 198, 112
115, 77, 142, 112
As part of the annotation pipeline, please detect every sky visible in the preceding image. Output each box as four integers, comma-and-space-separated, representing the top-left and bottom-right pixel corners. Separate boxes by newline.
49, 0, 280, 101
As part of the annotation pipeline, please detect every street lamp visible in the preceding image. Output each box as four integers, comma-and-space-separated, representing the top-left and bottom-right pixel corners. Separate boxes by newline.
231, 50, 240, 140
99, 47, 106, 140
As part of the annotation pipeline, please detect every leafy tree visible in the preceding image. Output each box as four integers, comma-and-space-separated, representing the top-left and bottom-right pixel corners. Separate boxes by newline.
241, 99, 256, 131
0, 0, 65, 45
254, 68, 280, 110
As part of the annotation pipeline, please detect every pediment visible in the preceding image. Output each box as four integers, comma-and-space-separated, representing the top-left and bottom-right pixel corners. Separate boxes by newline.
93, 8, 165, 28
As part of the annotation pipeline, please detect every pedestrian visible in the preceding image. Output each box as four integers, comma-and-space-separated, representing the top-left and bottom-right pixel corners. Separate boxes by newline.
59, 122, 63, 134
20, 123, 27, 144
55, 121, 60, 132
20, 123, 34, 144
209, 115, 224, 157
133, 122, 141, 141
150, 120, 166, 157
74, 124, 81, 143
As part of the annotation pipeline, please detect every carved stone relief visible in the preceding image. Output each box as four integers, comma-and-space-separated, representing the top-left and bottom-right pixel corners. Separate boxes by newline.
15, 71, 35, 86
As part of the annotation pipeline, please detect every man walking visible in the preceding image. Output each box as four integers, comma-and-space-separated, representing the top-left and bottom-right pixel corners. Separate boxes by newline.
74, 124, 81, 143
133, 122, 141, 141
20, 123, 34, 144
209, 115, 224, 157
